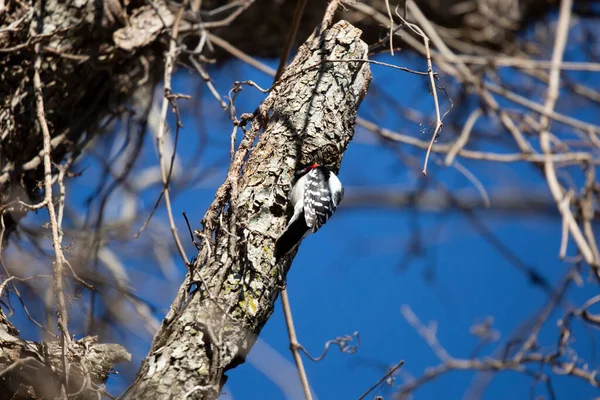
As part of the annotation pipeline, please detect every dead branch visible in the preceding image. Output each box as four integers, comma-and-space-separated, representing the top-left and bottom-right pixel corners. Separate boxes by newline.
0, 307, 130, 399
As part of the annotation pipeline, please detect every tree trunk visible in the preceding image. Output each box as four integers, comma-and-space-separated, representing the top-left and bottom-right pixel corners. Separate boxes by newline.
123, 19, 372, 399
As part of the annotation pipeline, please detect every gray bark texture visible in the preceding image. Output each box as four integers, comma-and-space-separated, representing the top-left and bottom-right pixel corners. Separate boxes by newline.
122, 19, 372, 399
0, 310, 131, 399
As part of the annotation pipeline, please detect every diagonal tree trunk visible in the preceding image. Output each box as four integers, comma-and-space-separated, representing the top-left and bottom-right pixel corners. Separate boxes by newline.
123, 19, 372, 399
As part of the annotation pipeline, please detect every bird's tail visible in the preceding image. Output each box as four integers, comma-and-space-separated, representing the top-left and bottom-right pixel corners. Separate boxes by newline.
275, 215, 308, 258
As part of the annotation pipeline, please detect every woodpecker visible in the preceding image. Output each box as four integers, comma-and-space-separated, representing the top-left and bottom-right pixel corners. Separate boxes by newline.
275, 163, 344, 258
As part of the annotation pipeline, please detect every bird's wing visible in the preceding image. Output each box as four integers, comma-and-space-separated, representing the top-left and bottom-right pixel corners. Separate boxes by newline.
303, 168, 336, 231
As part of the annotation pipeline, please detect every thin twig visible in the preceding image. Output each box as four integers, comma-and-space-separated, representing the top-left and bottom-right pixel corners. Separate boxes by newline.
189, 56, 228, 110
296, 332, 360, 362
207, 33, 276, 76
0, 216, 57, 338
401, 304, 451, 361
280, 289, 313, 400
436, 53, 600, 72
153, 2, 189, 264
485, 81, 600, 135
319, 0, 341, 35
384, 0, 395, 56
356, 117, 594, 164
537, 0, 596, 268
396, 1, 444, 175
558, 190, 574, 259
273, 0, 308, 82
444, 108, 482, 166
448, 159, 490, 208
357, 360, 404, 400
33, 38, 71, 397
0, 275, 52, 298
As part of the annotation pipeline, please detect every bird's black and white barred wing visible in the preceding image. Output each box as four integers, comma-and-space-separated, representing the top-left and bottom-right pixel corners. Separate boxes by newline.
303, 168, 341, 231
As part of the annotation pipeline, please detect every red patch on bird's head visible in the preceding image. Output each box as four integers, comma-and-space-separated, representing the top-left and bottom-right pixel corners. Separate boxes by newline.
297, 162, 319, 175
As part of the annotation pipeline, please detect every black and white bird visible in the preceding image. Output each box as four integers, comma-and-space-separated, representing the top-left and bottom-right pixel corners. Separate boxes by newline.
275, 163, 344, 258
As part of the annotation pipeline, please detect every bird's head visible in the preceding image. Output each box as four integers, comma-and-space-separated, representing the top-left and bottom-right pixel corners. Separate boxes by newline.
296, 162, 320, 176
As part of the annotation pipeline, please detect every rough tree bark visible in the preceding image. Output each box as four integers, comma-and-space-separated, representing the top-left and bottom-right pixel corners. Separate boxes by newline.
123, 19, 371, 399
0, 310, 130, 399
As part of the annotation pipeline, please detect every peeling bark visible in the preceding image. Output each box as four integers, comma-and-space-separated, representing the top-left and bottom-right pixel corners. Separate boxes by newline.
123, 20, 372, 399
